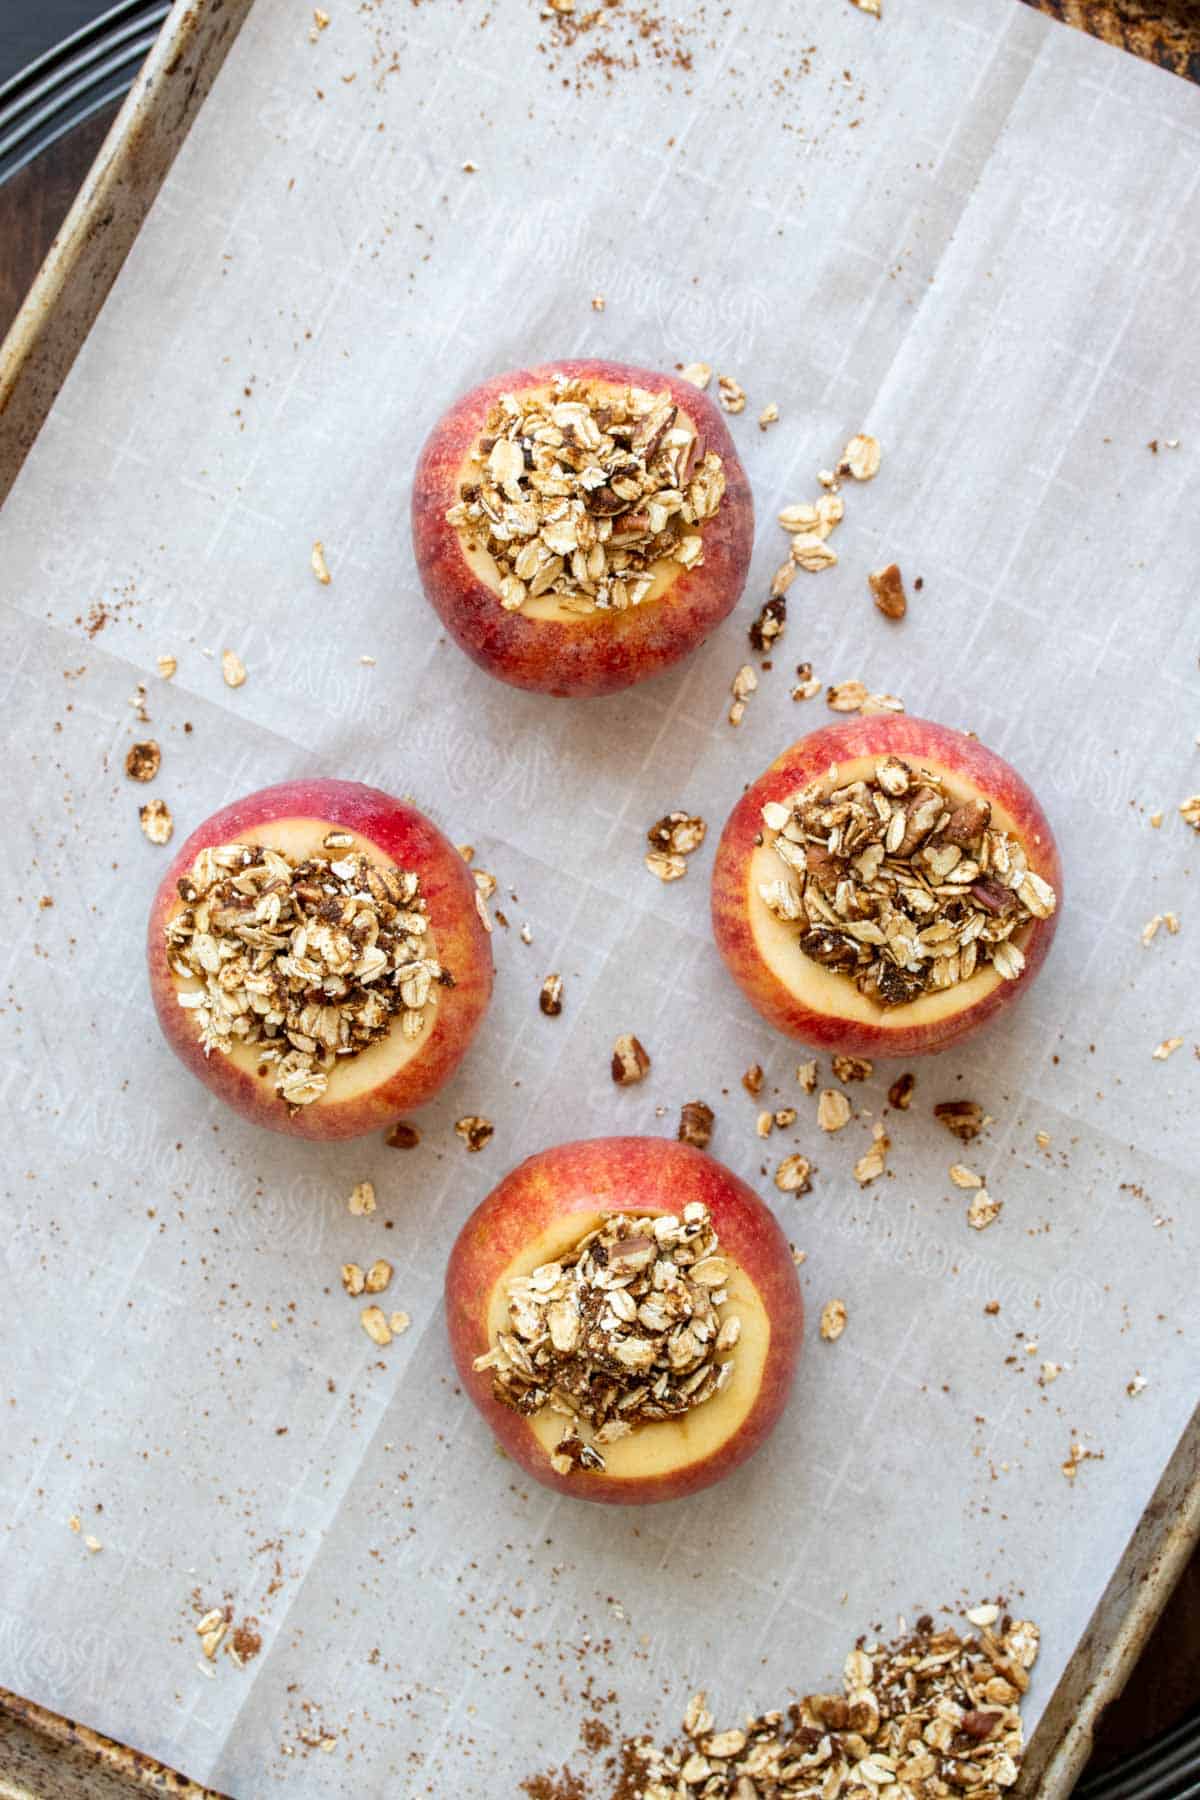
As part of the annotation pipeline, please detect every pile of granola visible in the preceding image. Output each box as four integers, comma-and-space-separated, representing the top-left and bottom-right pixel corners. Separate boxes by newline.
758, 757, 1057, 1005
627, 1611, 1040, 1798
474, 1203, 739, 1475
165, 839, 448, 1107
445, 375, 726, 615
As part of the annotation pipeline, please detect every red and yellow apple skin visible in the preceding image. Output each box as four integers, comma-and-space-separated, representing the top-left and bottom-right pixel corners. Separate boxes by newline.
411, 359, 754, 697
711, 715, 1063, 1058
147, 779, 493, 1140
446, 1136, 803, 1505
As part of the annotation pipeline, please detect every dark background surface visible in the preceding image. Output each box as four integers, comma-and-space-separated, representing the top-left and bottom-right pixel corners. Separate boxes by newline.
0, 0, 113, 86
0, 1, 1198, 1792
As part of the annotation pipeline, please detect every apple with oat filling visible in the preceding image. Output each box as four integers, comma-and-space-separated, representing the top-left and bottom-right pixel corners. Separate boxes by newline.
412, 360, 754, 696
711, 715, 1061, 1057
446, 1136, 803, 1504
148, 779, 493, 1139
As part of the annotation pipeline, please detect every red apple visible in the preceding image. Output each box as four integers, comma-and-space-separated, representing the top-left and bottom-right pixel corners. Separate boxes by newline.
147, 779, 493, 1139
411, 359, 754, 696
446, 1136, 803, 1505
711, 715, 1062, 1057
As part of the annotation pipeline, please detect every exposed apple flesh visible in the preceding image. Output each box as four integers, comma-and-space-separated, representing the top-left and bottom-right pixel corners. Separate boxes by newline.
446, 1136, 803, 1505
711, 715, 1062, 1057
147, 779, 493, 1139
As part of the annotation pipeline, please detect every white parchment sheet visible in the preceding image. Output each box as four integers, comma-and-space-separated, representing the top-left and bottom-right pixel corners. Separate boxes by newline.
1, 0, 1198, 1792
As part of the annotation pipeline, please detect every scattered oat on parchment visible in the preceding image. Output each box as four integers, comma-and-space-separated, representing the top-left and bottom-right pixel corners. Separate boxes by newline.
348, 1180, 376, 1216
139, 798, 173, 845
311, 540, 332, 584
611, 1034, 651, 1085
455, 1115, 495, 1152
820, 1298, 848, 1341
221, 649, 246, 688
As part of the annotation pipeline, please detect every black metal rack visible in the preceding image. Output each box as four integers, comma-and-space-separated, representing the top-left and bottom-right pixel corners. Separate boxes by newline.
0, 0, 168, 184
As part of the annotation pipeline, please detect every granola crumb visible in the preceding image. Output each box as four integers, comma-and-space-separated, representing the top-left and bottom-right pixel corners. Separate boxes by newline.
1149, 811, 1163, 828
360, 1305, 392, 1346
742, 1063, 764, 1097
817, 1088, 852, 1133
520, 922, 533, 944
221, 649, 246, 688
717, 375, 746, 414
1041, 1361, 1062, 1385
827, 679, 869, 713
341, 1263, 365, 1296
677, 1100, 715, 1149
364, 1259, 392, 1294
791, 661, 821, 702
125, 740, 161, 782
934, 1100, 986, 1141
348, 1181, 376, 1216
139, 798, 173, 844
728, 662, 757, 725
612, 1034, 651, 1085
590, 294, 605, 311
869, 562, 907, 619
755, 1110, 774, 1138
311, 540, 332, 585
1127, 1373, 1148, 1397
820, 1298, 848, 1341
384, 1122, 420, 1149
455, 1115, 495, 1152
1035, 1130, 1051, 1149
774, 1153, 811, 1194
748, 595, 787, 654
757, 402, 779, 430
838, 432, 881, 480
774, 1106, 797, 1128
389, 1311, 411, 1335
949, 1163, 983, 1190
796, 1060, 818, 1094
984, 1300, 1000, 1316
850, 0, 881, 14
156, 653, 177, 679
678, 361, 711, 389
887, 1071, 915, 1110
646, 810, 706, 871
1152, 1037, 1184, 1060
831, 1054, 872, 1083
1180, 796, 1200, 831
539, 973, 564, 1016
84, 1536, 102, 1554
967, 1189, 1002, 1231
1062, 1439, 1103, 1481
462, 159, 478, 173
853, 1123, 889, 1186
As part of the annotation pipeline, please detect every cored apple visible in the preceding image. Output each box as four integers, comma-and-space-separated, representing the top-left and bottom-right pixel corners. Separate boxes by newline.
411, 359, 754, 696
147, 779, 493, 1139
445, 1136, 803, 1505
711, 715, 1062, 1057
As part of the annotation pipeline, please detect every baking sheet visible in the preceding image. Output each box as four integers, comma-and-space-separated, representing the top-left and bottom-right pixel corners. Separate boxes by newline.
0, 1, 1197, 1793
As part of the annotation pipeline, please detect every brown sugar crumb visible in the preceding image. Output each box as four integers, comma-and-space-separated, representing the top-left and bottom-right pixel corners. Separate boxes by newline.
228, 1620, 261, 1665
125, 740, 161, 782
677, 1100, 715, 1149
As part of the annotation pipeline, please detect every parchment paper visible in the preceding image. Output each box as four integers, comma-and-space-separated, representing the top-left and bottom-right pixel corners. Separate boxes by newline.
1, 0, 1198, 1792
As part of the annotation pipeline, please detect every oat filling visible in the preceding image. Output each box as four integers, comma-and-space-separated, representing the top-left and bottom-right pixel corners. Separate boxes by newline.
758, 757, 1057, 1005
444, 375, 726, 616
474, 1203, 740, 1475
165, 838, 450, 1108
